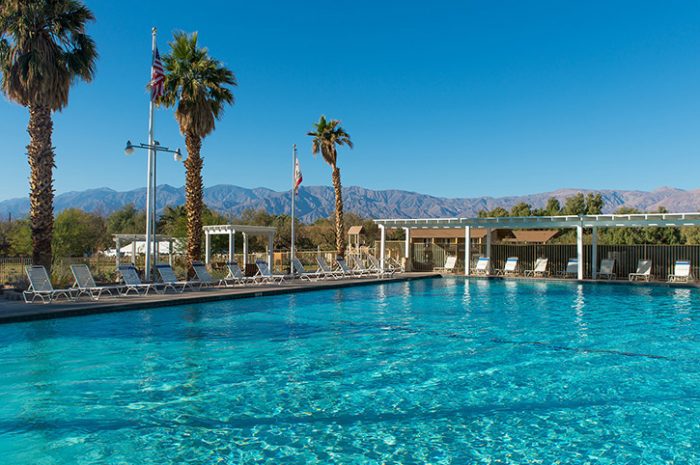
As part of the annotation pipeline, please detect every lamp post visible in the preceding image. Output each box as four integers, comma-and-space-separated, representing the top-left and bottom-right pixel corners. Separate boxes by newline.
124, 140, 183, 281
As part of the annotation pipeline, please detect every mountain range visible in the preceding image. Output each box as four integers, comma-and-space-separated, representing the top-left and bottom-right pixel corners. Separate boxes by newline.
0, 185, 698, 222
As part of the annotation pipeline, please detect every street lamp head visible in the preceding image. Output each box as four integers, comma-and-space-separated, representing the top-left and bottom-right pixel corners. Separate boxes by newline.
124, 141, 135, 155
174, 148, 183, 162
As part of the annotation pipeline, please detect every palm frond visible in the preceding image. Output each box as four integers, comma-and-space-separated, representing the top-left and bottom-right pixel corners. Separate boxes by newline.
0, 0, 98, 109
159, 31, 236, 138
307, 115, 353, 168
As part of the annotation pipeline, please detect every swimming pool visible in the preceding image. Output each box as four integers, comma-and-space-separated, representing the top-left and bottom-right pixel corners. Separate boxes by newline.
1, 277, 699, 463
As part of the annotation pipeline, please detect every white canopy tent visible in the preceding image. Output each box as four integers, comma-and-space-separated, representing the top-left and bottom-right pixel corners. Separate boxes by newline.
118, 241, 178, 256
112, 234, 179, 267
202, 224, 278, 268
374, 212, 700, 279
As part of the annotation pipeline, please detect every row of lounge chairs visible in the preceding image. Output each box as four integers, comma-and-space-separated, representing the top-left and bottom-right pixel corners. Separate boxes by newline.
23, 254, 401, 304
439, 255, 694, 283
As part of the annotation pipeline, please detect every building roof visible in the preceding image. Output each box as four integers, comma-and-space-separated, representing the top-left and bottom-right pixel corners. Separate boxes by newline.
505, 230, 559, 243
348, 225, 364, 235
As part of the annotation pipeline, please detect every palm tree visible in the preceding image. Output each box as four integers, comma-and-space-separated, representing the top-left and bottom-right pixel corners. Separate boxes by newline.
307, 116, 353, 257
158, 32, 236, 271
0, 0, 97, 270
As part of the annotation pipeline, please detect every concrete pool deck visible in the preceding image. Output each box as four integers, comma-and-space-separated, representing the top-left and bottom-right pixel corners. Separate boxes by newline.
0, 273, 440, 324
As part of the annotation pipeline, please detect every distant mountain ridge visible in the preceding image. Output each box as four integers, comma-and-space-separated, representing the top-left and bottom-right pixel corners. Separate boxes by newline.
0, 185, 699, 222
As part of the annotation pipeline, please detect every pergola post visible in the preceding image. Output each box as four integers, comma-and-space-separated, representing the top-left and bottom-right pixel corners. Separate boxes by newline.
591, 226, 598, 279
486, 228, 492, 274
242, 232, 248, 268
115, 237, 121, 268
576, 225, 584, 280
268, 232, 274, 270
403, 227, 410, 259
204, 231, 211, 265
168, 240, 173, 266
379, 224, 386, 271
464, 226, 471, 276
131, 241, 137, 267
228, 230, 235, 263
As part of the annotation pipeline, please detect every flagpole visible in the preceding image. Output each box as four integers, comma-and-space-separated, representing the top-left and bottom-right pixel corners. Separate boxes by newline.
145, 27, 157, 281
290, 144, 297, 272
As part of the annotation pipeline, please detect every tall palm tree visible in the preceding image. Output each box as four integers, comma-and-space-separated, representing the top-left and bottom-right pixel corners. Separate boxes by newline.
0, 0, 97, 270
158, 32, 235, 271
307, 116, 353, 257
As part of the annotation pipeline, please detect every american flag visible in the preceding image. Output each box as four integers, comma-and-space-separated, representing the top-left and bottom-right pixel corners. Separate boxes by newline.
150, 47, 165, 101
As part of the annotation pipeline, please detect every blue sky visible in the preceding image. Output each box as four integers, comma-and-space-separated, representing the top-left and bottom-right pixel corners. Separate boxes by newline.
1, 0, 700, 201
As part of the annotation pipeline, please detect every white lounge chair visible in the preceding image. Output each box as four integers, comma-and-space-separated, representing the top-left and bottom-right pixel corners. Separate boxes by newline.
23, 265, 76, 304
668, 260, 693, 283
349, 255, 381, 277
254, 259, 286, 284
435, 256, 458, 274
629, 260, 653, 282
117, 265, 155, 295
292, 257, 328, 281
224, 261, 256, 285
366, 254, 395, 277
386, 256, 405, 273
70, 264, 125, 300
471, 257, 490, 276
524, 258, 548, 277
336, 257, 365, 277
156, 263, 196, 293
316, 256, 344, 279
192, 261, 225, 287
597, 259, 616, 280
496, 257, 519, 276
557, 258, 578, 278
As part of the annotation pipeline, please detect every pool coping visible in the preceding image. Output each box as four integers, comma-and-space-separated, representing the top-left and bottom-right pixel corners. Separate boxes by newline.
0, 273, 441, 325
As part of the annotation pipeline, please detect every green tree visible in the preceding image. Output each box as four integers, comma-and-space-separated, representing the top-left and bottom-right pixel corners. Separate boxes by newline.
510, 202, 532, 217
563, 193, 586, 215
682, 227, 700, 244
544, 197, 562, 216
52, 209, 106, 257
585, 193, 604, 214
107, 205, 147, 235
308, 116, 354, 257
0, 0, 98, 270
5, 219, 32, 256
159, 31, 236, 270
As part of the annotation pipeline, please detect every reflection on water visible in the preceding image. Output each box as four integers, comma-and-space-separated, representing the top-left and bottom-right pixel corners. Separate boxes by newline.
672, 288, 692, 315
573, 285, 588, 338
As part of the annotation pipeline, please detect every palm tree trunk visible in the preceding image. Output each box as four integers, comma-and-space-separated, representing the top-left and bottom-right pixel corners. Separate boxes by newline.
184, 131, 204, 275
27, 105, 55, 271
331, 166, 345, 257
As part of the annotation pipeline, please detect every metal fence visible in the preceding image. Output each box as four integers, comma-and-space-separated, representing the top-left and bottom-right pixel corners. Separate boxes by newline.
5, 243, 698, 286
398, 242, 700, 281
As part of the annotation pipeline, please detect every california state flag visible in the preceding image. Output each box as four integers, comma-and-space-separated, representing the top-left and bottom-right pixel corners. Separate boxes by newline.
294, 158, 303, 194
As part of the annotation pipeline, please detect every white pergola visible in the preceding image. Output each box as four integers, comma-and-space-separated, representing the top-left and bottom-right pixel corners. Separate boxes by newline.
203, 224, 278, 268
374, 212, 700, 279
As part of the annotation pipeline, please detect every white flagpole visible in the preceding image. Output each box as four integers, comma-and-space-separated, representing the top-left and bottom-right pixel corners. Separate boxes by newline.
290, 144, 297, 272
144, 27, 157, 281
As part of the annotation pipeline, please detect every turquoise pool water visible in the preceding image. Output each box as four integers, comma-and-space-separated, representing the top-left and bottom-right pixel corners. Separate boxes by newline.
1, 278, 700, 463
